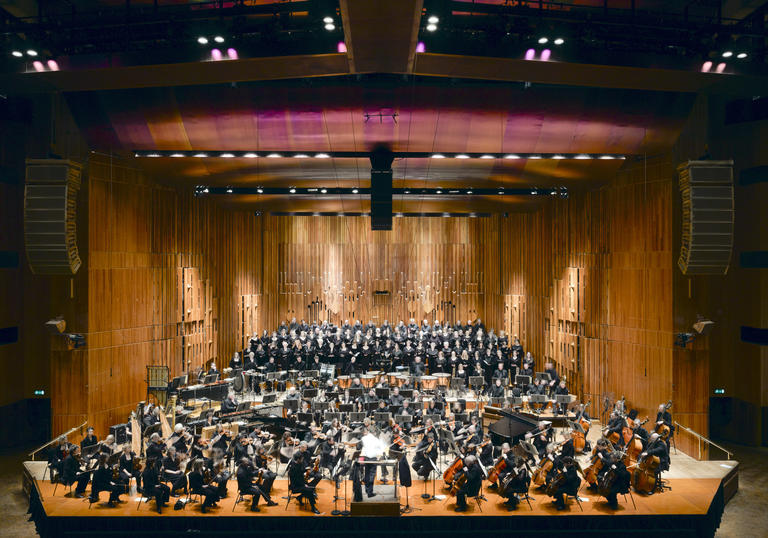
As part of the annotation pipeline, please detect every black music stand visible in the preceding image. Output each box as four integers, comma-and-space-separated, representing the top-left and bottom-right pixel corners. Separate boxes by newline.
515, 375, 532, 386
400, 389, 414, 400
422, 456, 439, 502
374, 412, 391, 425
338, 403, 353, 414
302, 388, 318, 399
297, 412, 313, 425
348, 387, 364, 399
349, 412, 366, 424
375, 387, 390, 400
324, 411, 341, 422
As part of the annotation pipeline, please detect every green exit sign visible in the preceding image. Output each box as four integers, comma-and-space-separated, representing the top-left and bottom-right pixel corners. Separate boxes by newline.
714, 388, 725, 395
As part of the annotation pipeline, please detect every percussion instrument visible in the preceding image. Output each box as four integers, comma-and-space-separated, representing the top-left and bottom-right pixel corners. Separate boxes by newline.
396, 375, 409, 387
367, 370, 382, 384
337, 375, 351, 389
434, 373, 451, 388
387, 372, 400, 386
420, 376, 438, 391
360, 375, 376, 388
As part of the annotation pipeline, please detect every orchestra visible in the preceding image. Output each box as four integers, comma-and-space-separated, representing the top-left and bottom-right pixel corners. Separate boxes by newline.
39, 318, 674, 517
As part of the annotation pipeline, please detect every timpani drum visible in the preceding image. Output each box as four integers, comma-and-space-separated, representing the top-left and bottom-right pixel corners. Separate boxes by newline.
337, 375, 351, 389
360, 374, 376, 389
387, 372, 400, 386
420, 375, 438, 391
367, 370, 382, 384
396, 375, 409, 387
434, 373, 451, 388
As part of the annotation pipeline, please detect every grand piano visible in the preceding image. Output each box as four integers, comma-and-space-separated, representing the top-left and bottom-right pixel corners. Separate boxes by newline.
484, 407, 539, 446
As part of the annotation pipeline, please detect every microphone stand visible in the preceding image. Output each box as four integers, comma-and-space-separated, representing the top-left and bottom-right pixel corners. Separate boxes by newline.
423, 457, 439, 502
399, 453, 420, 514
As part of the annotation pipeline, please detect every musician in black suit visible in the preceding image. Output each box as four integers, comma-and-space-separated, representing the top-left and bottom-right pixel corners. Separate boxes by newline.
488, 378, 505, 399
549, 456, 580, 510
287, 451, 320, 513
145, 433, 165, 461
412, 432, 438, 479
454, 455, 483, 512
90, 453, 122, 506
235, 458, 277, 512
62, 445, 90, 497
188, 459, 220, 513
642, 432, 670, 473
118, 443, 141, 491
80, 427, 98, 450
656, 403, 674, 450
141, 458, 170, 513
221, 393, 238, 414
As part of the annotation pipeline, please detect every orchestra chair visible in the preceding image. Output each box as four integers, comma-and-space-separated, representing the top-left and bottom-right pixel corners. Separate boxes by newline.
564, 493, 584, 512
622, 490, 637, 509
284, 486, 309, 511
468, 493, 484, 512
87, 491, 100, 509
52, 478, 73, 496
232, 490, 254, 512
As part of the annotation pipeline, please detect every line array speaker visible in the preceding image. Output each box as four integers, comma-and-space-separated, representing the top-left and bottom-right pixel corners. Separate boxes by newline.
24, 159, 82, 275
370, 147, 394, 231
677, 160, 734, 275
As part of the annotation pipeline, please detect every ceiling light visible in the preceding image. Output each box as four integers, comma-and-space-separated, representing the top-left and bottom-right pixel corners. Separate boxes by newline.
289, 187, 296, 193
267, 153, 282, 158
716, 62, 726, 73
314, 153, 330, 158
436, 189, 442, 194
416, 42, 426, 53
294, 154, 309, 158
47, 60, 59, 71
197, 37, 208, 45
504, 154, 520, 159
550, 189, 557, 195
221, 153, 234, 158
722, 51, 733, 58
352, 188, 358, 194
193, 153, 208, 158
737, 52, 748, 59
214, 36, 225, 43
431, 154, 445, 159
323, 16, 334, 24
525, 48, 536, 60
443, 213, 450, 217
538, 37, 548, 44
498, 190, 504, 195
540, 49, 551, 61
428, 16, 439, 24
325, 23, 335, 31
456, 154, 469, 159
171, 153, 185, 158
32, 61, 44, 71
257, 187, 263, 193
320, 189, 327, 194
530, 189, 537, 195
480, 154, 494, 159
404, 190, 410, 194
701, 61, 713, 72
147, 153, 160, 158
426, 24, 437, 32
466, 190, 473, 194
395, 212, 404, 217
11, 51, 23, 57
27, 49, 38, 56
244, 153, 258, 158
226, 187, 233, 193
599, 155, 615, 160
552, 155, 565, 159
554, 38, 565, 45
203, 187, 209, 193
529, 155, 541, 159
575, 154, 591, 159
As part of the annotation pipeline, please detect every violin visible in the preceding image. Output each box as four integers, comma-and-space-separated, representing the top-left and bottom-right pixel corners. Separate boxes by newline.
304, 456, 320, 482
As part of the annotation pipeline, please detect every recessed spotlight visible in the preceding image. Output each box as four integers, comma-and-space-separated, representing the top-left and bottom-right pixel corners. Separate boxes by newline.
226, 187, 233, 193
538, 37, 548, 44
504, 154, 520, 159
550, 189, 557, 195
221, 153, 234, 158
257, 188, 264, 194
203, 187, 209, 193
554, 38, 565, 45
498, 191, 504, 195
431, 154, 445, 159
314, 153, 330, 158
442, 213, 450, 217
404, 190, 410, 194
552, 155, 565, 159
267, 153, 282, 158
352, 188, 358, 194
294, 154, 309, 158
197, 37, 209, 45
11, 50, 23, 57
426, 23, 437, 32
323, 16, 334, 24
466, 190, 473, 194
456, 154, 469, 159
436, 189, 442, 194
171, 153, 185, 158
528, 155, 541, 159
147, 153, 160, 158
193, 153, 208, 158
395, 212, 404, 217
737, 52, 748, 59
244, 153, 258, 158
575, 154, 591, 159
320, 188, 327, 194
289, 187, 296, 193
214, 36, 225, 43
722, 51, 733, 58
480, 154, 494, 159
325, 23, 335, 31
428, 16, 439, 24
530, 189, 537, 195
599, 155, 615, 160
27, 49, 38, 56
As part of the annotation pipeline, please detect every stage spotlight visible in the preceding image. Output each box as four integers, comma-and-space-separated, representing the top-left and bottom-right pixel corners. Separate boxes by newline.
337, 42, 347, 53
267, 153, 282, 158
404, 190, 410, 194
701, 61, 712, 72
315, 153, 330, 158
431, 154, 445, 159
323, 16, 334, 24
554, 38, 565, 45
466, 189, 473, 194
426, 23, 437, 32
257, 187, 263, 193
456, 154, 469, 159
197, 37, 209, 44
504, 154, 520, 159
214, 36, 225, 43
428, 16, 439, 24
211, 49, 222, 61
226, 187, 233, 193
321, 189, 327, 194
27, 49, 38, 56
716, 63, 726, 73
147, 153, 160, 158
416, 42, 426, 53
32, 61, 44, 71
244, 153, 258, 158
352, 188, 358, 194
480, 154, 493, 159
294, 154, 309, 158
325, 23, 335, 31
538, 37, 548, 44
529, 155, 541, 159
289, 187, 296, 193
737, 52, 747, 59
171, 153, 185, 158
436, 189, 442, 194
193, 153, 207, 158
721, 51, 733, 58
12, 50, 23, 57
541, 49, 551, 61
221, 153, 234, 158
575, 154, 591, 159
227, 48, 238, 60
552, 154, 565, 159
47, 60, 59, 71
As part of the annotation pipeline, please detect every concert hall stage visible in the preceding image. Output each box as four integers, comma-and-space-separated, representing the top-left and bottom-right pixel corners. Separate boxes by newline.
23, 460, 735, 538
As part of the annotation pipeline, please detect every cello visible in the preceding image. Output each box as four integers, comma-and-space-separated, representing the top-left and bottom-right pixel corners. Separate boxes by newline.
654, 400, 673, 441
570, 401, 591, 454
487, 456, 507, 485
631, 454, 660, 494
443, 456, 464, 487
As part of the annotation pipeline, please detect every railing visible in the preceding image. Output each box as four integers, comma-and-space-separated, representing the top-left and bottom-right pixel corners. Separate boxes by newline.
675, 421, 733, 460
28, 421, 87, 460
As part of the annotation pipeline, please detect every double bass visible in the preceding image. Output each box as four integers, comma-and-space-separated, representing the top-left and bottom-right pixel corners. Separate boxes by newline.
631, 454, 660, 494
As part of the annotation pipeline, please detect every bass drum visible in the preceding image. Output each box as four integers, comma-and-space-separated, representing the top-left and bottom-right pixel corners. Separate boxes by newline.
232, 371, 245, 393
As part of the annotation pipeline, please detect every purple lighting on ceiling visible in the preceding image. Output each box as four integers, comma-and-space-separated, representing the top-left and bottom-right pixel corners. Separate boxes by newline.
337, 41, 348, 53
32, 60, 45, 72
47, 59, 60, 71
701, 61, 712, 72
525, 48, 535, 60
416, 42, 426, 53
716, 62, 726, 73
227, 48, 238, 60
540, 49, 551, 61
211, 48, 222, 61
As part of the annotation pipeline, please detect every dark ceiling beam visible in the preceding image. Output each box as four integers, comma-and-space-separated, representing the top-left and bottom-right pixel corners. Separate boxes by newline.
0, 53, 350, 93
339, 0, 422, 73
413, 53, 768, 96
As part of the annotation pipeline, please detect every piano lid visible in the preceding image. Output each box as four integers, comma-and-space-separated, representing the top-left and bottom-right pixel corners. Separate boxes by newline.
487, 410, 539, 444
